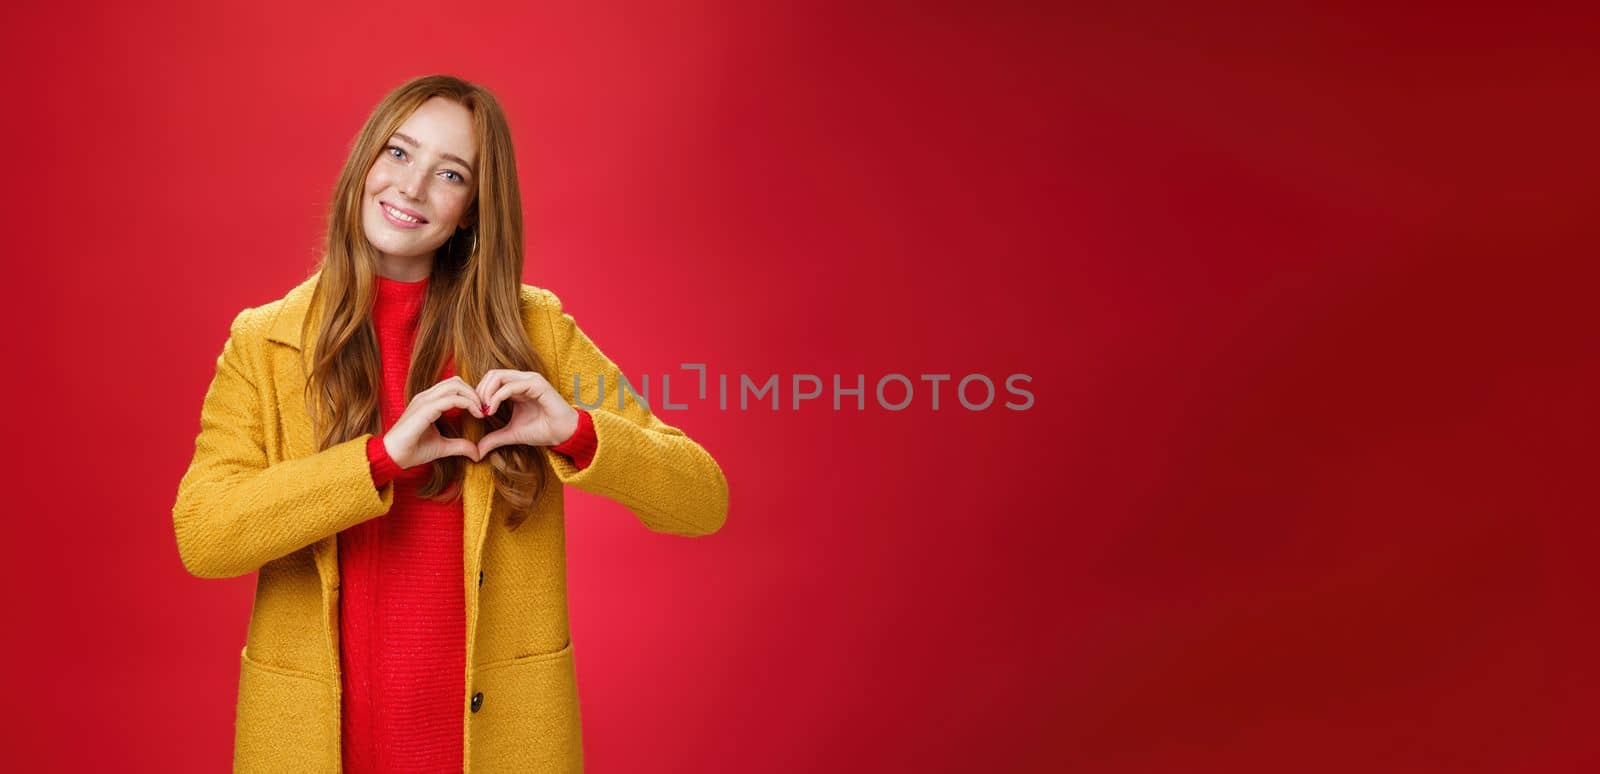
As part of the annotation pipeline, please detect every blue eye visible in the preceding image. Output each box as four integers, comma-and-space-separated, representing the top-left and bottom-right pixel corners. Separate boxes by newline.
385, 144, 466, 183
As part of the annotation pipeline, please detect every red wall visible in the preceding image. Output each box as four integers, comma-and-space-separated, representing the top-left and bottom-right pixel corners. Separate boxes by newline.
3, 2, 1596, 771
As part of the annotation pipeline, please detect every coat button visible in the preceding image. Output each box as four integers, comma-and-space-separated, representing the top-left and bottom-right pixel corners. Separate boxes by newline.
470, 692, 483, 713
478, 570, 484, 587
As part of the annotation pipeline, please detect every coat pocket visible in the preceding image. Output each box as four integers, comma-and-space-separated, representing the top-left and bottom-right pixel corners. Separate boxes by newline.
234, 646, 341, 773
467, 640, 583, 773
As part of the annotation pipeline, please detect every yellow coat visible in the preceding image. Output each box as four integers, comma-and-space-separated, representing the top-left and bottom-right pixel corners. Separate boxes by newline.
172, 271, 729, 772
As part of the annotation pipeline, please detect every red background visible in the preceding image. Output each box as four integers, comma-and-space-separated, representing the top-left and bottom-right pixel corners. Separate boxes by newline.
3, 2, 1596, 771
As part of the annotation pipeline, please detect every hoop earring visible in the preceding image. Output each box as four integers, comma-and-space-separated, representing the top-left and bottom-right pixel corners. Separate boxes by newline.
448, 229, 478, 259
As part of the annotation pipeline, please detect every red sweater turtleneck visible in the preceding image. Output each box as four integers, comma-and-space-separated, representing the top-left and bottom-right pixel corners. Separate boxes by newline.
338, 274, 596, 773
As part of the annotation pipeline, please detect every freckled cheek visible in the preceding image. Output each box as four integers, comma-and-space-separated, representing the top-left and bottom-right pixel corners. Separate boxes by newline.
363, 167, 390, 197
434, 192, 472, 227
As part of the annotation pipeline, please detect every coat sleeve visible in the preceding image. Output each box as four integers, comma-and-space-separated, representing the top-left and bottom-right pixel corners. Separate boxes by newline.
172, 307, 396, 579
535, 288, 729, 537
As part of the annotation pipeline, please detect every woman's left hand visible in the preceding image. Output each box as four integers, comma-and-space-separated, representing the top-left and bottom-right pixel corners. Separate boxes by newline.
475, 369, 580, 456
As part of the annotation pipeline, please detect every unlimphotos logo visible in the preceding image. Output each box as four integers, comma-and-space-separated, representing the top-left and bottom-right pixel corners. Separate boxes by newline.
573, 364, 1035, 412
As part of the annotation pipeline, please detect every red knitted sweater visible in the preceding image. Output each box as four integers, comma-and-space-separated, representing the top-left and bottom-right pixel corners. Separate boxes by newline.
338, 273, 596, 773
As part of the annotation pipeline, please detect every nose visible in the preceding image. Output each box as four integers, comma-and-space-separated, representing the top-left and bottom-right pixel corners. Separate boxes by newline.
398, 165, 428, 201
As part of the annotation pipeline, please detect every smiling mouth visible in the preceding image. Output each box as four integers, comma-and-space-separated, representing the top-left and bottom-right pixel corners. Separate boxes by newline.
380, 201, 428, 224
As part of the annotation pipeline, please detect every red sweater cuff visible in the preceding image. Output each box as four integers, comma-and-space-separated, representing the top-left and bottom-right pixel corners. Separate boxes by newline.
366, 435, 406, 489
550, 410, 597, 470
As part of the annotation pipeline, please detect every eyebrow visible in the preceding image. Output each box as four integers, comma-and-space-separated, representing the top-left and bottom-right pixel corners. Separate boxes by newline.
391, 132, 476, 175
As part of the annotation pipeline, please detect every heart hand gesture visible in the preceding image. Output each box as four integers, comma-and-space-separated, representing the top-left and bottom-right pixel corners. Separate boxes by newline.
380, 371, 579, 469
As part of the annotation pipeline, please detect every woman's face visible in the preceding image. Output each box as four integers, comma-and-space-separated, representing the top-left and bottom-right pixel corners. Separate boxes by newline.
361, 97, 479, 265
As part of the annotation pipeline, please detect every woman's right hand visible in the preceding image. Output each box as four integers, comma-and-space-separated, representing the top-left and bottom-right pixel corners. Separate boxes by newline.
382, 376, 486, 469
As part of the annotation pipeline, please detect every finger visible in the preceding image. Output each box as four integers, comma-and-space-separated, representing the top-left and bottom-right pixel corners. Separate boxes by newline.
476, 370, 510, 409
529, 376, 571, 413
427, 393, 482, 422
444, 437, 483, 463
427, 374, 466, 395
437, 381, 484, 418
477, 427, 516, 457
487, 378, 547, 416
447, 376, 487, 417
486, 383, 512, 416
424, 376, 475, 406
442, 392, 482, 418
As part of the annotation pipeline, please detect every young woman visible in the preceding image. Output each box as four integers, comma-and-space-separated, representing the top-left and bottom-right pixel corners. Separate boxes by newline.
172, 74, 729, 773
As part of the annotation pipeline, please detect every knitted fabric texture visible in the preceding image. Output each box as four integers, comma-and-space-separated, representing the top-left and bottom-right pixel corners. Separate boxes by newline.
340, 275, 597, 773
338, 274, 463, 773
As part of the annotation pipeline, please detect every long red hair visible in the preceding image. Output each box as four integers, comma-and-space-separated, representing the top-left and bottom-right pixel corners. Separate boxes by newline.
301, 74, 549, 527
